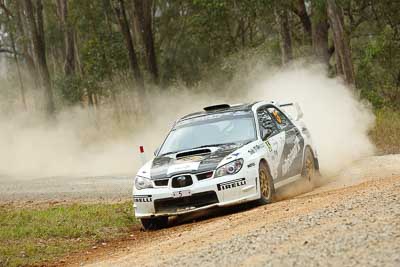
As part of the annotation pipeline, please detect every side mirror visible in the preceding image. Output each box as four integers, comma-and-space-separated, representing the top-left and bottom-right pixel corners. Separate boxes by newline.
262, 127, 273, 140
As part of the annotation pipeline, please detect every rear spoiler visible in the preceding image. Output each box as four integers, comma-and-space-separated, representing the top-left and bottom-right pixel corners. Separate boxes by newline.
279, 102, 303, 120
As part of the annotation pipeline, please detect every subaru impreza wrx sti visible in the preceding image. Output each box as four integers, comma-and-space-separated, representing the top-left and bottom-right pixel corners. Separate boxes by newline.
133, 101, 319, 230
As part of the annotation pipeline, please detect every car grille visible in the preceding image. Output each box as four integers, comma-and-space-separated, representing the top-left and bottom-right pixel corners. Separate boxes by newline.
171, 175, 193, 188
154, 179, 169, 187
154, 191, 218, 214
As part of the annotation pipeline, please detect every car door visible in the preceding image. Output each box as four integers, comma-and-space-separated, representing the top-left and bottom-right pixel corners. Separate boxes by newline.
267, 107, 305, 179
256, 106, 285, 180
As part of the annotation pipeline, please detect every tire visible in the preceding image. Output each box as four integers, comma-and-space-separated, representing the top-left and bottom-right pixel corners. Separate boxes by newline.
301, 147, 317, 186
258, 161, 275, 204
141, 216, 168, 230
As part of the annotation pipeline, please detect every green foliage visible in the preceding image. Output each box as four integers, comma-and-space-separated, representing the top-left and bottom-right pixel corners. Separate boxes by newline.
355, 26, 400, 110
54, 75, 85, 105
0, 0, 399, 111
370, 108, 400, 154
0, 202, 137, 267
155, 0, 275, 86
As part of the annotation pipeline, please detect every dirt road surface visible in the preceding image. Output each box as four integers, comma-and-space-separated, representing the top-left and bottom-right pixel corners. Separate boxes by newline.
1, 155, 400, 266
77, 154, 400, 267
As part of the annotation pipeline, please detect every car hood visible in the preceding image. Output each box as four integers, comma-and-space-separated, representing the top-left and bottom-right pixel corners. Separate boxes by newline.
150, 143, 245, 180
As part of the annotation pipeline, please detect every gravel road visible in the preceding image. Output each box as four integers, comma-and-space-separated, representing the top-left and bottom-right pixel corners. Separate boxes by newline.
2, 155, 400, 266
80, 154, 400, 267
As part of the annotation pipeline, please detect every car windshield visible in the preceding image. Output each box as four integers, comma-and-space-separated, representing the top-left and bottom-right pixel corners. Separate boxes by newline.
158, 111, 256, 155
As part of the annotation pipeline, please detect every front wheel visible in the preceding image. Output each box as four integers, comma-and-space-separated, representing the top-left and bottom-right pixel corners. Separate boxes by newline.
258, 161, 275, 204
141, 216, 168, 230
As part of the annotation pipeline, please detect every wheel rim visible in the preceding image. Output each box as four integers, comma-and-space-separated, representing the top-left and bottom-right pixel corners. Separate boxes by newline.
305, 153, 315, 182
260, 170, 270, 199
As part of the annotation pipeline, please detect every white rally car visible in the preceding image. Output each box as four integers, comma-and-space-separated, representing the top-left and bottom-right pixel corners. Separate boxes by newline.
134, 101, 319, 230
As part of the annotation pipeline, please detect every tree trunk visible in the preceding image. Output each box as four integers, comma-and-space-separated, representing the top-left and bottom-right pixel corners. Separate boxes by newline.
58, 0, 76, 76
292, 0, 312, 40
0, 1, 27, 110
312, 3, 330, 65
24, 0, 55, 115
10, 27, 27, 110
327, 0, 355, 86
277, 9, 293, 65
133, 0, 159, 83
15, 0, 38, 86
114, 0, 144, 90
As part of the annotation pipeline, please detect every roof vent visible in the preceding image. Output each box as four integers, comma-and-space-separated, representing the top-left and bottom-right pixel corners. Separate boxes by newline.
203, 104, 230, 112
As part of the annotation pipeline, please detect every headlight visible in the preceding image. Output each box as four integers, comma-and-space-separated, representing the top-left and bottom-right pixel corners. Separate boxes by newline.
215, 159, 244, 177
135, 176, 153, 190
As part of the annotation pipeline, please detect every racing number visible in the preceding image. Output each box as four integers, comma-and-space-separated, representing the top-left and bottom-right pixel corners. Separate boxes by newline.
172, 190, 191, 198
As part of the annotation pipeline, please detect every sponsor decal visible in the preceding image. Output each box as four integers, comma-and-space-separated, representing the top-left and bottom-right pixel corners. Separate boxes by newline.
265, 141, 273, 152
247, 163, 256, 168
217, 178, 246, 191
282, 136, 301, 176
248, 143, 265, 155
134, 195, 152, 202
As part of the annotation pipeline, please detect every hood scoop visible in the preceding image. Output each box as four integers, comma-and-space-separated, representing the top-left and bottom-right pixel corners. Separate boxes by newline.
176, 149, 211, 159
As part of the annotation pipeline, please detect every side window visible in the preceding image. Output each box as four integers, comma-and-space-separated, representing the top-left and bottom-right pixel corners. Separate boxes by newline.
267, 107, 291, 130
257, 107, 279, 140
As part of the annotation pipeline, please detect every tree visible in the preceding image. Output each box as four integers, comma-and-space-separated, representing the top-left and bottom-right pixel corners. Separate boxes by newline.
327, 0, 355, 86
114, 0, 143, 85
14, 0, 37, 80
276, 8, 293, 64
24, 0, 55, 115
57, 0, 76, 76
312, 1, 330, 65
0, 0, 27, 110
132, 0, 159, 83
292, 0, 312, 40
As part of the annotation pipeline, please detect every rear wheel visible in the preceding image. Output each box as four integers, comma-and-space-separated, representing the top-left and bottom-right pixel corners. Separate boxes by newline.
301, 147, 317, 186
258, 161, 275, 204
141, 216, 168, 230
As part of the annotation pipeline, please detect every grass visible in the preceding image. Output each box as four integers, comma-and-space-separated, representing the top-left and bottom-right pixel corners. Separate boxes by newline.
370, 108, 400, 154
0, 202, 138, 267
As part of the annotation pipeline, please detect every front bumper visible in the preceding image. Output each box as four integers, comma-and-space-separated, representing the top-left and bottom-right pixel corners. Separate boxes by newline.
133, 171, 259, 218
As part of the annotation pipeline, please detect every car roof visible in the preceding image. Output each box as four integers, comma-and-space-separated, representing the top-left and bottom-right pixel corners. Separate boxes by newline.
178, 102, 259, 122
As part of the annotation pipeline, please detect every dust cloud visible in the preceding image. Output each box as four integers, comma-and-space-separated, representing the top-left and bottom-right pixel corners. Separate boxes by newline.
247, 64, 376, 175
0, 63, 375, 179
0, 89, 229, 178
